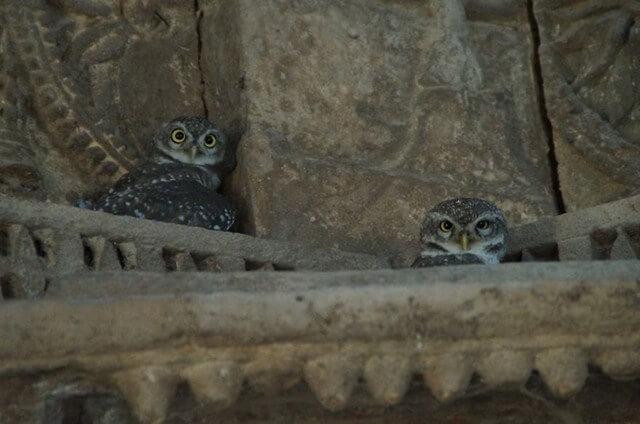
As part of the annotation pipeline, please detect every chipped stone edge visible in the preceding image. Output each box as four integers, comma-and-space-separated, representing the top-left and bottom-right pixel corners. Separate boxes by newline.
1, 261, 639, 413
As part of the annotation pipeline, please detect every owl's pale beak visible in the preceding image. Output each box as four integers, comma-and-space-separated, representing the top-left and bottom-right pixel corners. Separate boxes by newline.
459, 232, 470, 251
189, 146, 198, 160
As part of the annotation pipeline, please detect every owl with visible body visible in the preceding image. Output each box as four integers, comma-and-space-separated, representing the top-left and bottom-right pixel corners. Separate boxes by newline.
412, 198, 508, 267
81, 117, 235, 231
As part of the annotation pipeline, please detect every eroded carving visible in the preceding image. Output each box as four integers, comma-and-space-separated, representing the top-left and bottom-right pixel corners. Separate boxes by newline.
534, 0, 640, 209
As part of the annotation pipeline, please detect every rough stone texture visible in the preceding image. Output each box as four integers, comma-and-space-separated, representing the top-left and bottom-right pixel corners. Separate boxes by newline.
534, 0, 640, 210
0, 0, 204, 200
215, 0, 556, 256
5, 373, 640, 423
1, 261, 640, 421
0, 196, 387, 288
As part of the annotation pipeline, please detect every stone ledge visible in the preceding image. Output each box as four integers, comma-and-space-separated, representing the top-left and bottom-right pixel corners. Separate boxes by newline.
1, 261, 639, 418
507, 194, 640, 261
0, 195, 387, 285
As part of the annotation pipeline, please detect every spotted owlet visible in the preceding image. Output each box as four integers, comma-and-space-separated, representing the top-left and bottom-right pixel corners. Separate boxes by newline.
81, 117, 235, 231
412, 198, 508, 267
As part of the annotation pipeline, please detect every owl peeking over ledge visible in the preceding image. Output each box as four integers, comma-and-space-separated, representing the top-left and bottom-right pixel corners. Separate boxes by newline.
412, 198, 508, 267
78, 116, 236, 232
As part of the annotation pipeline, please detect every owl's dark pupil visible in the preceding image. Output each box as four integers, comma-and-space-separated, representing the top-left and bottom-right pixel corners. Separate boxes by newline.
174, 132, 184, 140
440, 220, 453, 231
477, 220, 489, 229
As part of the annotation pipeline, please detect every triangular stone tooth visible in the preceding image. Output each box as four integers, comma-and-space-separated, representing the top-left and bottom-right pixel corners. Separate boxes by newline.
422, 353, 473, 402
181, 361, 243, 408
593, 350, 640, 381
112, 366, 177, 424
476, 350, 533, 388
115, 241, 138, 270
5, 224, 46, 297
304, 353, 361, 411
363, 354, 413, 406
83, 236, 121, 271
535, 348, 588, 398
6, 224, 37, 258
172, 252, 197, 271
610, 228, 637, 259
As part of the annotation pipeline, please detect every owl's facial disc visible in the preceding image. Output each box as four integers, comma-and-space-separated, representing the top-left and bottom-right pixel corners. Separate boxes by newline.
192, 130, 225, 166
420, 211, 507, 264
154, 121, 226, 167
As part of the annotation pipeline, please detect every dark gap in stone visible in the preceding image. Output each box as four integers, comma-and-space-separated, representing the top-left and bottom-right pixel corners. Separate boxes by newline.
59, 396, 84, 424
194, 0, 209, 118
162, 247, 176, 272
44, 392, 132, 424
43, 278, 51, 293
502, 250, 523, 263
468, 372, 484, 391
622, 18, 635, 44
32, 234, 47, 259
273, 263, 296, 271
526, 0, 567, 214
245, 260, 274, 271
0, 275, 15, 299
590, 228, 617, 260
82, 239, 95, 270
0, 226, 8, 256
114, 243, 127, 270
526, 242, 559, 262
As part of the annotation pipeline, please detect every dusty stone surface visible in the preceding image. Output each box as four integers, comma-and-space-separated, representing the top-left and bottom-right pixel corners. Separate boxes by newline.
1, 262, 640, 421
0, 0, 204, 200
534, 0, 640, 210
3, 373, 640, 423
1, 0, 637, 258
506, 193, 640, 260
216, 0, 556, 256
0, 196, 387, 286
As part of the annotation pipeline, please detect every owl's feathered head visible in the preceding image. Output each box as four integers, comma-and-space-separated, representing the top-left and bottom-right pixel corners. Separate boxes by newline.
152, 116, 226, 168
419, 197, 508, 264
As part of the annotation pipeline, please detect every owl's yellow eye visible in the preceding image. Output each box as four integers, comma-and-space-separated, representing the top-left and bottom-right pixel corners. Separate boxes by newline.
170, 129, 186, 144
439, 220, 453, 232
204, 134, 217, 148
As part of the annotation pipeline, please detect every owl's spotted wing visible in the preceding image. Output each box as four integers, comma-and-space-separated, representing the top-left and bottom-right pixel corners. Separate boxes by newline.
412, 254, 484, 268
93, 164, 235, 231
108, 162, 217, 193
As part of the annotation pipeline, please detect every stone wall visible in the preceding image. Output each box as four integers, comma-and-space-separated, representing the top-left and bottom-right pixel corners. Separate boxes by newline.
1, 0, 638, 258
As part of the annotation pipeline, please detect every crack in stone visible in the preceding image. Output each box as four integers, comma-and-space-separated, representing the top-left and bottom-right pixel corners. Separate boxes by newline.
194, 0, 209, 118
527, 0, 566, 215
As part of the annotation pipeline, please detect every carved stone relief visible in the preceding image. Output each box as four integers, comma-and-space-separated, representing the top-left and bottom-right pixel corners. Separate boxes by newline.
534, 0, 640, 210
213, 0, 556, 256
1, 0, 204, 200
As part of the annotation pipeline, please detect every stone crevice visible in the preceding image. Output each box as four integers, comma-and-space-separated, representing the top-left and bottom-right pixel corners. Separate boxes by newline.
526, 0, 567, 215
194, 0, 209, 118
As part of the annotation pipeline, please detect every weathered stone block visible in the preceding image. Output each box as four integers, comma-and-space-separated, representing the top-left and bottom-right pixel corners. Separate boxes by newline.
534, 0, 640, 210
213, 0, 555, 256
2, 0, 205, 195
